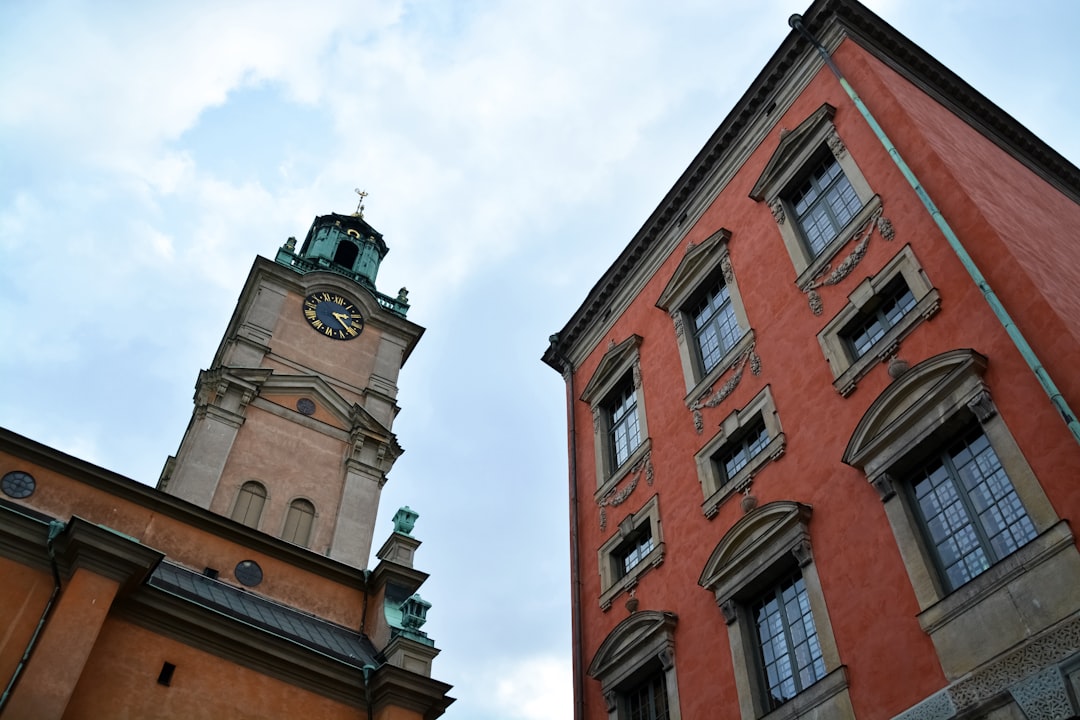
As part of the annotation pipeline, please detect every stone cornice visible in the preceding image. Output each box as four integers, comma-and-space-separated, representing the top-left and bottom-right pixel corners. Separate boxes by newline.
0, 427, 371, 589
369, 664, 455, 720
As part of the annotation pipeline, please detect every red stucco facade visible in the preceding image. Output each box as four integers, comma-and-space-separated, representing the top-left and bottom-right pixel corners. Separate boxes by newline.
545, 2, 1080, 719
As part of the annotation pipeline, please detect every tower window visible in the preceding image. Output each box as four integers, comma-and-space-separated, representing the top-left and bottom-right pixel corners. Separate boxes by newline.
788, 154, 862, 257
282, 499, 316, 547
231, 482, 267, 529
333, 240, 359, 268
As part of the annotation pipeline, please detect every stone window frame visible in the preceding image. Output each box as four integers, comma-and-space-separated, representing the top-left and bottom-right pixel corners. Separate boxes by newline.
656, 228, 752, 399
843, 349, 1073, 678
750, 103, 876, 287
581, 335, 651, 498
817, 245, 941, 397
699, 501, 854, 720
598, 494, 664, 611
694, 386, 786, 519
231, 480, 268, 529
587, 610, 683, 720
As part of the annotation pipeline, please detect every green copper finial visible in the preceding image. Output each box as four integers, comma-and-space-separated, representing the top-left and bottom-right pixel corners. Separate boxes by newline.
354, 188, 368, 218
393, 506, 418, 535
400, 593, 431, 633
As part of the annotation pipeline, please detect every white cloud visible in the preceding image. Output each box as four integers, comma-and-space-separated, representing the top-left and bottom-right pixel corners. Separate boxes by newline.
482, 654, 573, 720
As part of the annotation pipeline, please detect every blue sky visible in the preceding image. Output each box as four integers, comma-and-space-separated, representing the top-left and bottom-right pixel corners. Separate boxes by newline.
2, 1, 1079, 717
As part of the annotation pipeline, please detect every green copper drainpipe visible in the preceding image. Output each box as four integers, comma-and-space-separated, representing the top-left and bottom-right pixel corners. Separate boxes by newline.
789, 14, 1080, 446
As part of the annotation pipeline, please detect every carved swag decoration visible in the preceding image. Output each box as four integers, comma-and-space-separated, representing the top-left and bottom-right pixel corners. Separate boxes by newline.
598, 451, 654, 531
802, 203, 895, 315
689, 342, 762, 434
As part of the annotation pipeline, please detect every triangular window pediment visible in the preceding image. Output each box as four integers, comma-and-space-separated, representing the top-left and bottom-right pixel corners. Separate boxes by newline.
656, 229, 732, 311
580, 335, 642, 404
750, 103, 837, 200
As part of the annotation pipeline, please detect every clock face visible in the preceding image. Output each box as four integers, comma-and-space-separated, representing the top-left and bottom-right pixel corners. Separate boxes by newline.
302, 292, 365, 340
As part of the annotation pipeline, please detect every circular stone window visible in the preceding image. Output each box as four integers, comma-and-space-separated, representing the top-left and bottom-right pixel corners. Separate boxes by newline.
1, 470, 36, 499
296, 398, 316, 416
234, 560, 263, 587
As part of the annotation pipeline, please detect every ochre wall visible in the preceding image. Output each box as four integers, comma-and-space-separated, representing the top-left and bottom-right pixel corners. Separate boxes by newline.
0, 452, 366, 629
569, 36, 1080, 720
63, 619, 364, 720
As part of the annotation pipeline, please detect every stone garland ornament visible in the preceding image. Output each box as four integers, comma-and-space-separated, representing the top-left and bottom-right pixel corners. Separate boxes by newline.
598, 451, 654, 531
690, 343, 762, 434
803, 204, 894, 316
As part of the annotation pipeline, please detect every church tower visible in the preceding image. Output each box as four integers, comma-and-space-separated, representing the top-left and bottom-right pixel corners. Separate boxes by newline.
159, 204, 422, 569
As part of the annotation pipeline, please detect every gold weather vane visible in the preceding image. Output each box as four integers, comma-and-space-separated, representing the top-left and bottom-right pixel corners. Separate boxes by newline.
354, 188, 369, 218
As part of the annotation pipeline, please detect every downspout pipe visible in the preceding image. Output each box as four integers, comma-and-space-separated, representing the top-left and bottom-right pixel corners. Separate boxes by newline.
549, 334, 585, 720
0, 520, 66, 715
789, 14, 1080, 446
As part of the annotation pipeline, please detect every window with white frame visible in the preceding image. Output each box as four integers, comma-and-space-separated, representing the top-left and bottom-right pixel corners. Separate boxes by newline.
817, 245, 940, 397
750, 104, 876, 285
695, 386, 785, 518
699, 501, 854, 720
843, 349, 1077, 678
588, 610, 683, 720
656, 229, 752, 397
581, 335, 651, 496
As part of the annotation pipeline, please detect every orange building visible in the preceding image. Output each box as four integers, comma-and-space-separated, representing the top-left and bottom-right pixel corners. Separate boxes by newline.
543, 1, 1080, 719
1, 209, 453, 719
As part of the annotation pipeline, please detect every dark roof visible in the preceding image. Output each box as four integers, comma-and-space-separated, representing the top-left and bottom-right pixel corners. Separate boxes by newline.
150, 561, 380, 668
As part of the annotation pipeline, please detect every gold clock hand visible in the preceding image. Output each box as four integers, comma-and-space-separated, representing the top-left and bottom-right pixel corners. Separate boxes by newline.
331, 311, 351, 328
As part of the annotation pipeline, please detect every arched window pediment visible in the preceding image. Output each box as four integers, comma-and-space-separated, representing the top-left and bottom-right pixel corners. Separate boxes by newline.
698, 501, 812, 597
587, 610, 677, 686
843, 349, 988, 477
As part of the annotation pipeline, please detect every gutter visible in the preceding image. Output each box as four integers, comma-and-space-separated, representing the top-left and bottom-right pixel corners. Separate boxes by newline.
789, 13, 1080, 446
548, 334, 586, 720
0, 520, 66, 715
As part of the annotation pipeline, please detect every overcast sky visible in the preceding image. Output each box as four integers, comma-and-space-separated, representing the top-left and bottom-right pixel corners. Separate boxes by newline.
2, 1, 1078, 717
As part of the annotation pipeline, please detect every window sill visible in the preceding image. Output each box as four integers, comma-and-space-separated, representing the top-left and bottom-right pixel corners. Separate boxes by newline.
595, 437, 653, 503
684, 329, 756, 409
702, 433, 786, 519
599, 541, 665, 612
832, 288, 940, 397
795, 195, 882, 289
760, 666, 851, 720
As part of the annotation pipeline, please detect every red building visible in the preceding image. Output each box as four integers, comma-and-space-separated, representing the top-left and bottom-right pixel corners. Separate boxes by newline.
543, 1, 1080, 719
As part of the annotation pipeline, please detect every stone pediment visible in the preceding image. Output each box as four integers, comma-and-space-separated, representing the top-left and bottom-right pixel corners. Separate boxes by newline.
699, 501, 812, 594
580, 335, 642, 404
655, 228, 732, 311
749, 103, 837, 201
843, 349, 987, 473
587, 610, 677, 684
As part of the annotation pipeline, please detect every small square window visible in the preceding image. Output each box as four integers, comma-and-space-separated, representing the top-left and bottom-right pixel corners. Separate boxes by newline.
840, 275, 918, 359
598, 495, 664, 610
616, 524, 654, 579
714, 416, 770, 485
695, 387, 785, 518
818, 245, 940, 397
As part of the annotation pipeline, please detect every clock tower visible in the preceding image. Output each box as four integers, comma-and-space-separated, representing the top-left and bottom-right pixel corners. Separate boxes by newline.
159, 209, 422, 569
